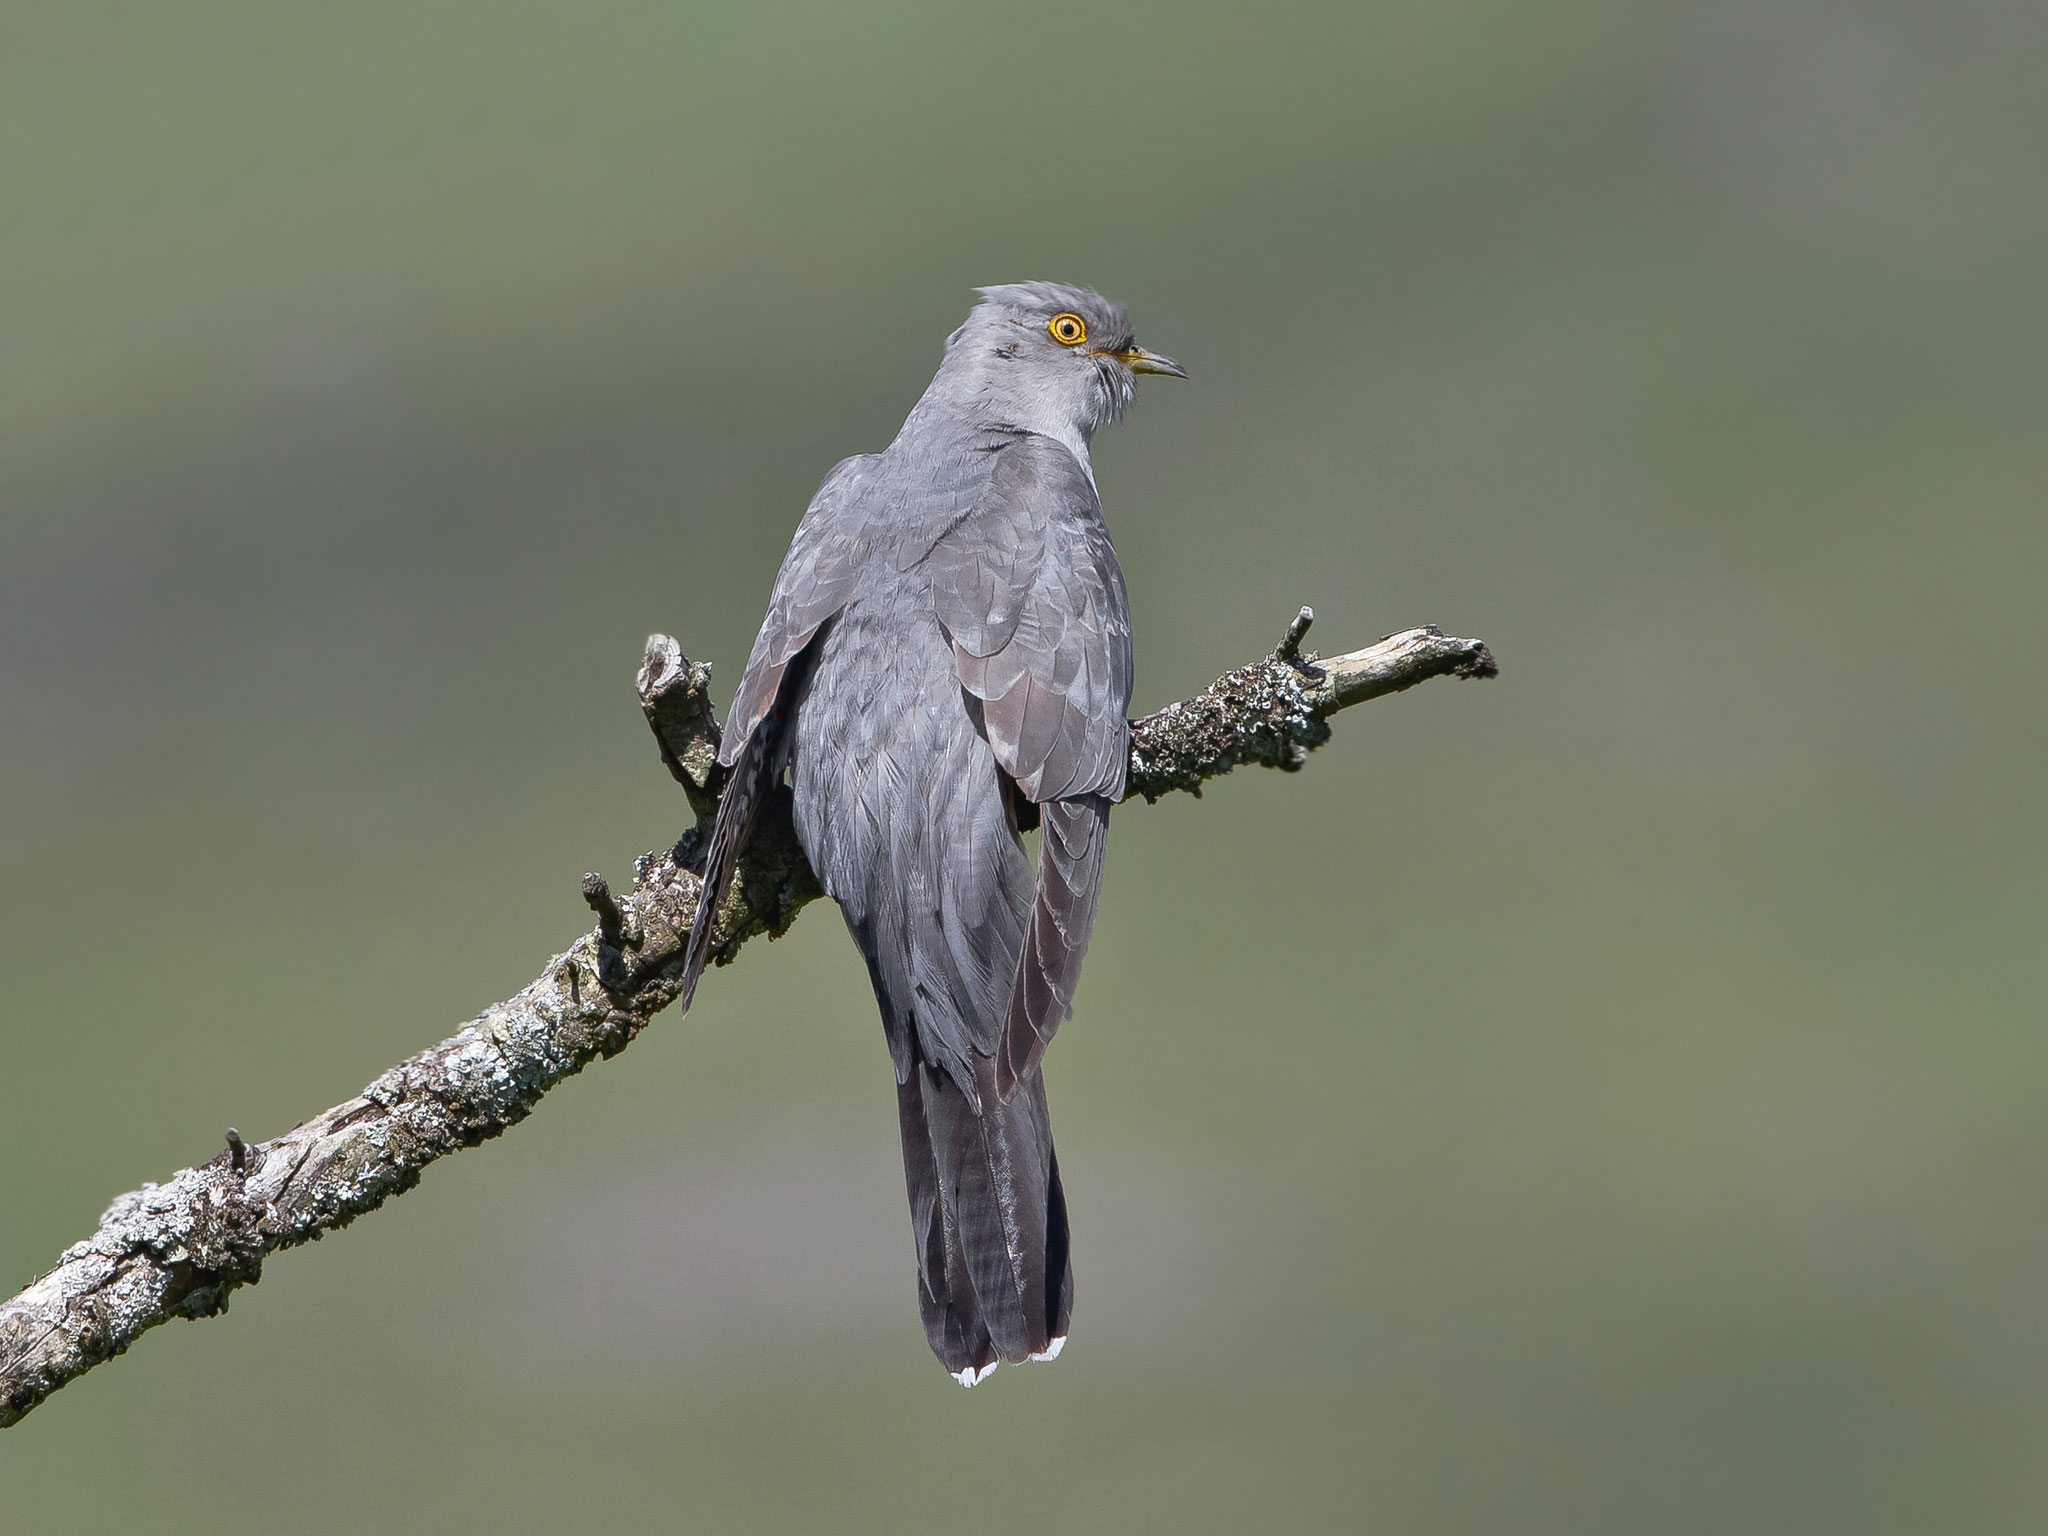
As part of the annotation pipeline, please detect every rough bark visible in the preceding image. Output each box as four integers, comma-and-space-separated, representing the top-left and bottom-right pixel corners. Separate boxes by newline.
0, 612, 1493, 1428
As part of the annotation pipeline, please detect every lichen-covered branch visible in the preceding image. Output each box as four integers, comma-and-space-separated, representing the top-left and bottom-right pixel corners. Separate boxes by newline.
1124, 617, 1498, 800
0, 610, 1492, 1429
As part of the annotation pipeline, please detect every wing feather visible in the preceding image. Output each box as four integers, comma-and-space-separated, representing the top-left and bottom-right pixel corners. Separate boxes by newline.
718, 454, 873, 771
915, 434, 1133, 1101
679, 454, 873, 1011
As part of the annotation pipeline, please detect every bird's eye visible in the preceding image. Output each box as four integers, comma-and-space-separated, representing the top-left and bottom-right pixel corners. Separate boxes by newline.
1048, 312, 1088, 346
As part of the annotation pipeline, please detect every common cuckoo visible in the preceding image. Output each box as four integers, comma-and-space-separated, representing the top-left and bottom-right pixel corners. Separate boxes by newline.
679, 283, 1183, 1385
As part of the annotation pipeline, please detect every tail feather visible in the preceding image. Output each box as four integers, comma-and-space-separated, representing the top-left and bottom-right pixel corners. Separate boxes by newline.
896, 1066, 999, 1384
896, 1048, 1072, 1379
1040, 1133, 1075, 1353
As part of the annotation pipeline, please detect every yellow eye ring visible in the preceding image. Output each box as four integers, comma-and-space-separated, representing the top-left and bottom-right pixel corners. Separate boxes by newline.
1048, 312, 1088, 346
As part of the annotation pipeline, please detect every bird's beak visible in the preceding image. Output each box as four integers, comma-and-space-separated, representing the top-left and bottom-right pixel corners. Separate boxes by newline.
1116, 346, 1188, 379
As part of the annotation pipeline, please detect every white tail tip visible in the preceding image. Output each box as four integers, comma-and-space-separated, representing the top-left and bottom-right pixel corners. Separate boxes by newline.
1028, 1336, 1067, 1363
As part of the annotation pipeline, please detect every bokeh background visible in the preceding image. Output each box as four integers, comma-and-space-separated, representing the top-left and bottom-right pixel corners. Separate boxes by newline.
4, 2, 2044, 1530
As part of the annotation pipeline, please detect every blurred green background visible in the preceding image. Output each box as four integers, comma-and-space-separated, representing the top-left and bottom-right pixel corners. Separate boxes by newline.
4, 1, 2044, 1530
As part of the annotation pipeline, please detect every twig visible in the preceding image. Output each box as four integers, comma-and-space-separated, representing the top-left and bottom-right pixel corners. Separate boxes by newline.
1123, 624, 1497, 799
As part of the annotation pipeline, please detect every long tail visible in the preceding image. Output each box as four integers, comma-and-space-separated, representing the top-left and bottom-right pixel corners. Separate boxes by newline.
895, 1044, 1072, 1385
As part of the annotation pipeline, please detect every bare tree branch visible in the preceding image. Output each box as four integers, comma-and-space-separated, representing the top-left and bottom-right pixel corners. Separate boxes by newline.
0, 612, 1494, 1428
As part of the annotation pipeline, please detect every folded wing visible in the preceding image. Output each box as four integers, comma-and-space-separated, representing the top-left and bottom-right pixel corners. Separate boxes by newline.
919, 435, 1134, 1100
678, 454, 871, 1011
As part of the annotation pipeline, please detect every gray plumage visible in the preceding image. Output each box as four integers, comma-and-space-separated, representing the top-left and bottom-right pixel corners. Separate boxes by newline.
679, 282, 1183, 1385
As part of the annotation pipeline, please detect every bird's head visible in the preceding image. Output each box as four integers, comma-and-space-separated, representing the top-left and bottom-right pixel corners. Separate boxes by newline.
941, 281, 1185, 443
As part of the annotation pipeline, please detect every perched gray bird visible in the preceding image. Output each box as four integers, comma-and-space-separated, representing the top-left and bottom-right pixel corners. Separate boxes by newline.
678, 282, 1184, 1385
